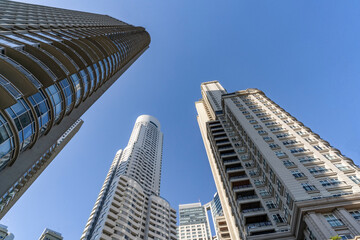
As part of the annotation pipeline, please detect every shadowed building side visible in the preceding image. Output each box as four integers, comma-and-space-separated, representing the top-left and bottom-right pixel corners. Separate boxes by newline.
0, 0, 150, 219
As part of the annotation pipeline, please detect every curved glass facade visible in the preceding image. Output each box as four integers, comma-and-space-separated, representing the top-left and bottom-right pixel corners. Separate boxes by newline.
79, 69, 89, 98
6, 99, 35, 151
69, 73, 82, 106
58, 78, 73, 114
28, 91, 51, 134
93, 63, 100, 88
0, 113, 15, 170
45, 85, 63, 122
86, 66, 95, 93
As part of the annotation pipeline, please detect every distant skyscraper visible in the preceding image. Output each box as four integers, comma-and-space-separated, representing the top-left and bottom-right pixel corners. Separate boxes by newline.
196, 81, 360, 239
208, 193, 230, 240
38, 228, 63, 240
0, 224, 14, 240
81, 115, 177, 240
0, 0, 150, 219
178, 202, 212, 240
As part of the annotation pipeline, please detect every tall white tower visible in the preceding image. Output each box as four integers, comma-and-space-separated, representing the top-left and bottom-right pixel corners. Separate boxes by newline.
81, 115, 177, 240
119, 115, 163, 196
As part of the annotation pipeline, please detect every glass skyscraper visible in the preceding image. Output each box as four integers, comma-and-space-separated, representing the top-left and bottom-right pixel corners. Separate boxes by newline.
178, 202, 212, 240
0, 0, 150, 219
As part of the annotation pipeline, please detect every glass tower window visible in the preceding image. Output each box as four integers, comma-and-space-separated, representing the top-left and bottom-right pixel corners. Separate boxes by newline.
86, 66, 95, 93
107, 56, 113, 73
0, 113, 15, 170
69, 73, 81, 105
98, 60, 105, 83
110, 55, 116, 70
79, 69, 89, 97
6, 99, 35, 151
28, 91, 51, 134
102, 59, 109, 79
58, 78, 73, 113
93, 63, 100, 87
46, 84, 63, 122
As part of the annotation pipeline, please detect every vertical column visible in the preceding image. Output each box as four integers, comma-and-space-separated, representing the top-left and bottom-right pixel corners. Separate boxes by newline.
304, 212, 337, 239
335, 208, 360, 235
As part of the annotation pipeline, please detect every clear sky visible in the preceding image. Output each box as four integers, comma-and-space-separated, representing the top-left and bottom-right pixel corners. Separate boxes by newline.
1, 0, 360, 238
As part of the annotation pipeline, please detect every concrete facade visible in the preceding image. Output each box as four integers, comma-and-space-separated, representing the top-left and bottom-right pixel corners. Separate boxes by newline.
81, 115, 177, 240
0, 0, 150, 218
196, 81, 360, 239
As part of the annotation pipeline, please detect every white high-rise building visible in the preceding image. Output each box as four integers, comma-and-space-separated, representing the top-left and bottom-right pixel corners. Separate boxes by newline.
81, 115, 177, 240
196, 81, 360, 239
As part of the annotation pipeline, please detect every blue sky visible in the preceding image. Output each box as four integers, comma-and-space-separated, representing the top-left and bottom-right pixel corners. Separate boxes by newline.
2, 0, 360, 238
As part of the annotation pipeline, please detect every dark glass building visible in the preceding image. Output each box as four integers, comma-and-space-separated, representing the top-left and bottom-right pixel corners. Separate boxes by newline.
0, 0, 150, 218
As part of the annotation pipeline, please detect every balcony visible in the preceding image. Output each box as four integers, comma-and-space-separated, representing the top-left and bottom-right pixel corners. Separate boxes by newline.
247, 221, 274, 235
229, 175, 248, 181
223, 158, 240, 164
221, 151, 237, 158
226, 166, 244, 173
237, 190, 258, 204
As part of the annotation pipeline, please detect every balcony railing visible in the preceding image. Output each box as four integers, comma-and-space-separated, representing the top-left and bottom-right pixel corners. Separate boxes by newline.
237, 195, 258, 201
247, 221, 272, 230
226, 166, 244, 172
229, 175, 248, 181
242, 207, 265, 213
233, 184, 252, 190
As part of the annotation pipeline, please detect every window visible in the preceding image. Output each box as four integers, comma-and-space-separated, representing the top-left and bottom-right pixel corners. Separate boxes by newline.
27, 91, 51, 133
349, 175, 360, 184
301, 182, 317, 191
323, 154, 337, 160
299, 156, 316, 163
349, 210, 360, 220
290, 147, 308, 154
335, 163, 351, 171
291, 170, 306, 178
249, 120, 257, 124
45, 84, 63, 121
282, 140, 298, 146
339, 234, 353, 240
258, 130, 267, 135
275, 151, 287, 158
283, 160, 295, 167
324, 214, 344, 227
272, 214, 285, 224
253, 124, 262, 129
259, 189, 270, 197
308, 166, 328, 175
263, 136, 273, 142
269, 143, 280, 149
6, 99, 36, 151
0, 113, 15, 170
319, 178, 342, 187
276, 133, 290, 138
265, 200, 277, 209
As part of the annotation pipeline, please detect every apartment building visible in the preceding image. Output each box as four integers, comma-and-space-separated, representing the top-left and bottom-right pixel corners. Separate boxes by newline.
196, 81, 360, 239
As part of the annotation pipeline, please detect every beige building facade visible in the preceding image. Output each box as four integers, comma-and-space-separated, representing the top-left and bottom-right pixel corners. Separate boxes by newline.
196, 81, 360, 240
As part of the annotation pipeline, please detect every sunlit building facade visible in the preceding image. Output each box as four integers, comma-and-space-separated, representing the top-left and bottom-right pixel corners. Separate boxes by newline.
81, 115, 177, 240
38, 228, 63, 240
178, 202, 212, 240
0, 0, 150, 219
196, 81, 360, 239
